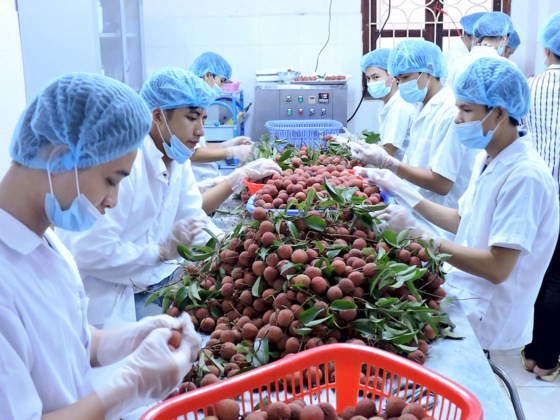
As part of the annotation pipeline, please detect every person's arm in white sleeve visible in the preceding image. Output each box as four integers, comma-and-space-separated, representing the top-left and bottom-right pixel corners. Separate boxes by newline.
380, 101, 414, 157
191, 137, 253, 163
201, 159, 282, 214
356, 167, 461, 233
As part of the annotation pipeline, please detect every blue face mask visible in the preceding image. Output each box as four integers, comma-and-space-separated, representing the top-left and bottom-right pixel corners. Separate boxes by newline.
398, 73, 429, 104
367, 79, 392, 99
453, 109, 498, 149
213, 83, 223, 95
159, 114, 194, 164
44, 163, 102, 232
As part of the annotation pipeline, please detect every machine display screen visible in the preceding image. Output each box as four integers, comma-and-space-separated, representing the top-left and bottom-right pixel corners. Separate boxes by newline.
318, 93, 329, 104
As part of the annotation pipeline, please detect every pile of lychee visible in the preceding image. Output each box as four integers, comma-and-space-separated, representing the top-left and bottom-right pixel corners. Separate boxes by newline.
250, 166, 382, 210
204, 396, 434, 420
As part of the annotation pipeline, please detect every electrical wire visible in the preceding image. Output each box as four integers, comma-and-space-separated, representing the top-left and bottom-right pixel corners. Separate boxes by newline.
314, 0, 333, 73
347, 0, 392, 123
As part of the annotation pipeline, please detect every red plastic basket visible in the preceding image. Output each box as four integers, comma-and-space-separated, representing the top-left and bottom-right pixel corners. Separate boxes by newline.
243, 179, 266, 195
141, 344, 482, 420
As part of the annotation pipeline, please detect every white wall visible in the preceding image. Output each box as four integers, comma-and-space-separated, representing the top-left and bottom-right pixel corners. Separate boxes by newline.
142, 0, 381, 137
0, 0, 26, 177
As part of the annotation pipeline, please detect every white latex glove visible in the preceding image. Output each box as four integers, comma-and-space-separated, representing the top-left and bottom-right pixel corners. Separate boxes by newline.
221, 136, 252, 147
96, 313, 200, 366
95, 327, 194, 419
354, 167, 424, 209
227, 158, 282, 193
373, 205, 442, 250
350, 142, 399, 172
226, 144, 253, 162
331, 134, 350, 144
160, 217, 208, 261
198, 175, 228, 193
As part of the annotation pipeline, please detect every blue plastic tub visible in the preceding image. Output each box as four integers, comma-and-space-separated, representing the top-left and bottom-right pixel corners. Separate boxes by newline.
265, 119, 343, 149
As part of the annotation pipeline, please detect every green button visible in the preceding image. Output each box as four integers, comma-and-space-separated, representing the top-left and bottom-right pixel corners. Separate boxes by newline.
287, 109, 292, 116
298, 96, 303, 103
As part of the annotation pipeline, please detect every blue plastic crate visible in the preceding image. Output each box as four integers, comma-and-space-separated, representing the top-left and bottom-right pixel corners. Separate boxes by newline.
265, 119, 343, 149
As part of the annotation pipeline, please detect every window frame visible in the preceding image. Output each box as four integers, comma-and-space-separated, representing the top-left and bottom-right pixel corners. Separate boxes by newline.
361, 0, 511, 53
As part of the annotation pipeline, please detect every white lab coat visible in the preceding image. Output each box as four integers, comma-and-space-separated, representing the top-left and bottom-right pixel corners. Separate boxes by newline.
0, 210, 92, 418
378, 91, 418, 161
403, 87, 476, 209
57, 135, 222, 328
446, 133, 560, 350
191, 136, 221, 183
443, 38, 469, 87
446, 45, 512, 88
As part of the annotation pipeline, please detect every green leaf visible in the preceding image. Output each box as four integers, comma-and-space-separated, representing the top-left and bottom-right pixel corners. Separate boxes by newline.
352, 319, 380, 338
342, 186, 358, 202
299, 306, 324, 325
253, 338, 270, 367
305, 188, 317, 208
314, 241, 326, 254
189, 282, 201, 301
144, 293, 160, 306
397, 229, 411, 245
329, 299, 358, 311
161, 297, 171, 313
252, 276, 264, 297
394, 343, 420, 352
292, 327, 312, 336
175, 286, 189, 304
286, 221, 299, 238
304, 316, 332, 327
382, 230, 399, 247
441, 327, 464, 340
304, 215, 327, 231
280, 261, 301, 274
177, 244, 190, 260
323, 178, 343, 203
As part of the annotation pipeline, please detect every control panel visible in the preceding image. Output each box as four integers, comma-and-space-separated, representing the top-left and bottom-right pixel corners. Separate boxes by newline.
252, 82, 348, 139
279, 89, 337, 119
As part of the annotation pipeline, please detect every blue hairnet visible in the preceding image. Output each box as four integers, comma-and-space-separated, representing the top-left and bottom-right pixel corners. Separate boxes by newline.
10, 73, 151, 173
540, 12, 560, 56
361, 48, 391, 72
140, 67, 216, 111
453, 57, 530, 121
507, 30, 521, 49
189, 52, 232, 80
387, 40, 445, 79
460, 12, 487, 36
473, 12, 513, 38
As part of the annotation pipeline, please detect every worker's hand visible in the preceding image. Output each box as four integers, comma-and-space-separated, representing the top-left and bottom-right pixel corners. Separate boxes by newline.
221, 136, 252, 147
330, 134, 350, 144
160, 217, 208, 260
227, 159, 282, 193
372, 205, 442, 250
354, 167, 423, 209
350, 142, 399, 172
198, 176, 228, 193
94, 327, 194, 419
226, 144, 253, 162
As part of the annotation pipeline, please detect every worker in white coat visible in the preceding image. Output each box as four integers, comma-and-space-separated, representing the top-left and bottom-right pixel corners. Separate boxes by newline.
446, 12, 514, 87
351, 40, 478, 239
360, 48, 417, 160
359, 58, 560, 351
504, 30, 521, 59
0, 73, 200, 418
189, 52, 253, 189
58, 68, 280, 328
522, 12, 560, 381
443, 12, 487, 86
